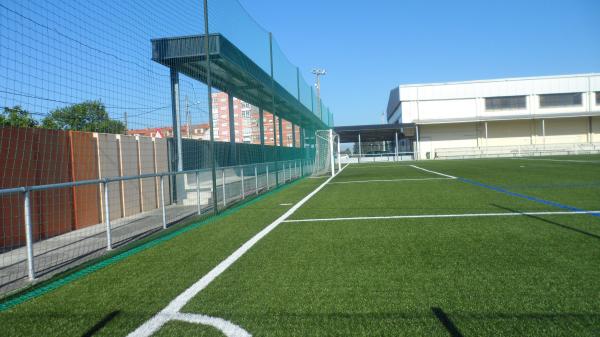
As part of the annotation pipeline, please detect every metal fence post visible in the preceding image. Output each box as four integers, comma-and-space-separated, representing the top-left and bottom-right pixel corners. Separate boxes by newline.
222, 169, 227, 207
196, 171, 201, 215
160, 175, 167, 229
103, 180, 113, 251
23, 190, 35, 281
241, 167, 245, 199
254, 165, 258, 195
283, 162, 286, 183
266, 164, 269, 190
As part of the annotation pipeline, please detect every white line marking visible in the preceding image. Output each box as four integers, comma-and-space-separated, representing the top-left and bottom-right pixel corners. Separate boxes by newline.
280, 203, 293, 206
409, 165, 457, 179
329, 177, 453, 184
127, 164, 348, 337
283, 210, 600, 223
172, 313, 252, 337
516, 158, 600, 164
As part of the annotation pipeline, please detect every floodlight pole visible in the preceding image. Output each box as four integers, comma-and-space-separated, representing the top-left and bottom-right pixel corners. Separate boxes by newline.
204, 0, 218, 213
312, 69, 326, 120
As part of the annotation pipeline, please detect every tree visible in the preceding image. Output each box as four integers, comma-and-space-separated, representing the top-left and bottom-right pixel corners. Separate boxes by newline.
0, 106, 38, 128
42, 100, 125, 134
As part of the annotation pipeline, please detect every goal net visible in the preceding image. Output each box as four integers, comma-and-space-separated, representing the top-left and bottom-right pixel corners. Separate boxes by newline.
313, 129, 341, 177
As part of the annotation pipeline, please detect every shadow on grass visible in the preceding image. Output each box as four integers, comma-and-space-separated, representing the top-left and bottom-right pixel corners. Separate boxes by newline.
431, 307, 464, 337
492, 204, 600, 240
81, 310, 120, 337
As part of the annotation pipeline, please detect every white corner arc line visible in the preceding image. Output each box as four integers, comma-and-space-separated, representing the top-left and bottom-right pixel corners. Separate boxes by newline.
329, 177, 453, 184
172, 313, 252, 337
283, 210, 600, 223
127, 164, 348, 337
409, 165, 457, 179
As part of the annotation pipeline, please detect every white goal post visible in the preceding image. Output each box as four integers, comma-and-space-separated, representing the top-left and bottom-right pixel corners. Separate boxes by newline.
313, 129, 342, 177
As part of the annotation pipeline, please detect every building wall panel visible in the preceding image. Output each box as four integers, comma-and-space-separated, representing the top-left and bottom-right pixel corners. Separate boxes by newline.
118, 135, 141, 216
420, 123, 478, 158
70, 131, 101, 229
154, 138, 171, 206
487, 120, 533, 146
96, 133, 123, 221
544, 117, 588, 144
138, 136, 157, 211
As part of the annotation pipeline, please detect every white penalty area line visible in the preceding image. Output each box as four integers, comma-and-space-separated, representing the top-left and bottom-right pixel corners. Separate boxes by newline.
283, 210, 600, 223
329, 177, 453, 184
345, 164, 414, 169
127, 164, 348, 337
409, 165, 457, 179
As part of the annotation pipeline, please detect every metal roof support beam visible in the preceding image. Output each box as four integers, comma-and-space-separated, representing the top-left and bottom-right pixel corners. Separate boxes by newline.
228, 93, 237, 164
170, 68, 184, 204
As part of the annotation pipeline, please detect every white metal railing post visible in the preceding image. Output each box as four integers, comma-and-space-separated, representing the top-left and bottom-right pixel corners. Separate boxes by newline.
23, 190, 35, 280
222, 169, 227, 207
196, 171, 201, 215
241, 167, 245, 199
103, 180, 113, 250
254, 165, 258, 195
266, 164, 269, 190
295, 160, 297, 179
160, 175, 167, 229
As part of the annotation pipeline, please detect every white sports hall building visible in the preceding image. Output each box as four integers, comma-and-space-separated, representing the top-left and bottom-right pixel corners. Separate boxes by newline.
386, 73, 600, 159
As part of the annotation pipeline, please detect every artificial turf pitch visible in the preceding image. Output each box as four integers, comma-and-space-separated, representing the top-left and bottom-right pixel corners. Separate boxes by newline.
1, 156, 599, 336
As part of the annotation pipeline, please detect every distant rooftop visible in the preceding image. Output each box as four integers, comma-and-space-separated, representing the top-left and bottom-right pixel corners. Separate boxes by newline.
399, 73, 600, 88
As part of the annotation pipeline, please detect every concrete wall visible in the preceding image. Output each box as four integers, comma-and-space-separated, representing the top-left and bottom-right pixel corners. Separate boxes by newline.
138, 136, 157, 211
487, 120, 533, 146
545, 117, 589, 144
118, 135, 141, 217
154, 138, 171, 206
70, 131, 101, 229
419, 123, 478, 159
96, 133, 123, 221
418, 116, 599, 159
392, 73, 600, 124
593, 116, 600, 142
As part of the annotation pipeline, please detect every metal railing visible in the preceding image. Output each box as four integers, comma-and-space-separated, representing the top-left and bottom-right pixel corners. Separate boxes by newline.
434, 143, 600, 160
341, 152, 415, 164
0, 159, 314, 295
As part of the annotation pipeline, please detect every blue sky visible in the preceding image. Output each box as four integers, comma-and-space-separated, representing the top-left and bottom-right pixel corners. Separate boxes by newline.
240, 0, 600, 126
1, 0, 598, 129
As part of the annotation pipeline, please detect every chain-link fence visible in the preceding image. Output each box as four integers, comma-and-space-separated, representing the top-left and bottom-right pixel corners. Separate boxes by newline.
0, 159, 313, 294
0, 0, 332, 295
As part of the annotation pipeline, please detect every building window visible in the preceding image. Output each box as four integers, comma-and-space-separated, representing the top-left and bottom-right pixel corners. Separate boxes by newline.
596, 92, 600, 105
485, 96, 527, 111
539, 93, 582, 108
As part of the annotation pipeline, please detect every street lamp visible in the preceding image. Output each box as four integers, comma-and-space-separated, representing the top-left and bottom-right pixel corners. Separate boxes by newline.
312, 68, 326, 119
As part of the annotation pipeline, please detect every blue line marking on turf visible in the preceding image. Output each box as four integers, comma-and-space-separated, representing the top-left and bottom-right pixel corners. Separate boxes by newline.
458, 178, 600, 218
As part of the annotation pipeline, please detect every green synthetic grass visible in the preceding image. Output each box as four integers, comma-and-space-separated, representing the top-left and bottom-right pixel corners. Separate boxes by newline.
0, 178, 324, 336
1, 155, 599, 336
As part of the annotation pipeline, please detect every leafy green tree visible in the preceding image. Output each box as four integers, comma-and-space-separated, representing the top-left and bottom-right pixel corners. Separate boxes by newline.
41, 100, 125, 134
0, 106, 39, 128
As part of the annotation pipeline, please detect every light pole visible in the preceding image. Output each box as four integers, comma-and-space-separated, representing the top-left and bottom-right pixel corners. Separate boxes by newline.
312, 68, 326, 120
